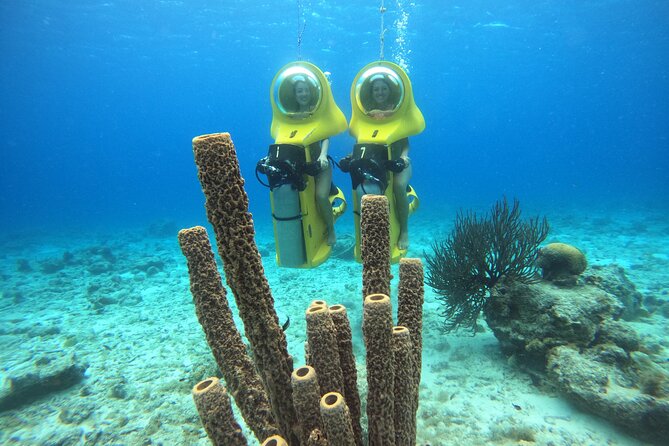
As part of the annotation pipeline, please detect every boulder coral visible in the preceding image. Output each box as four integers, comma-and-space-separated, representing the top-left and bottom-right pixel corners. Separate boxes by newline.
537, 242, 587, 284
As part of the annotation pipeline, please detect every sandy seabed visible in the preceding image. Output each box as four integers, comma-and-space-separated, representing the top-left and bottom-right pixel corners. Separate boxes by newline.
1, 203, 668, 446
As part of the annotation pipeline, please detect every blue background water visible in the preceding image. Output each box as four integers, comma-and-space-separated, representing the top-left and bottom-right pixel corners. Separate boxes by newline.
1, 0, 667, 234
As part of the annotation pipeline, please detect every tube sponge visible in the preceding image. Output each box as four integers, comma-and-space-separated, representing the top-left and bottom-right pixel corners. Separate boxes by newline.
397, 257, 424, 418
320, 392, 356, 446
191, 133, 298, 442
178, 226, 278, 442
392, 326, 417, 446
329, 304, 363, 446
363, 293, 395, 446
261, 435, 289, 446
191, 377, 248, 446
361, 195, 391, 299
306, 304, 345, 396
291, 366, 323, 445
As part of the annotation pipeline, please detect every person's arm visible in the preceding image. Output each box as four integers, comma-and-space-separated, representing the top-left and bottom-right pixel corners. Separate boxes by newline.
318, 139, 330, 169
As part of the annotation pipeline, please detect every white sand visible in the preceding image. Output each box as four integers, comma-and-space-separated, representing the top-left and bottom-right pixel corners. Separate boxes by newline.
0, 204, 667, 445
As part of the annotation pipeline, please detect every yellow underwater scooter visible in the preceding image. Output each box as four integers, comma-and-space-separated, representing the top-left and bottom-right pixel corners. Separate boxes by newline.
256, 61, 348, 268
344, 61, 425, 263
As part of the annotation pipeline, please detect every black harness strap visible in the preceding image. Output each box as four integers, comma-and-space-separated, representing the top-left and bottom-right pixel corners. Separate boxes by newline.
256, 143, 308, 191
272, 213, 302, 222
348, 143, 389, 192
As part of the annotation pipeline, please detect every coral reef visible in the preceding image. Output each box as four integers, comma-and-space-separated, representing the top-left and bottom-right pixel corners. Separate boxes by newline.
262, 435, 289, 446
398, 258, 424, 395
305, 304, 345, 397
485, 281, 622, 369
392, 326, 417, 446
547, 346, 669, 443
584, 264, 645, 319
484, 277, 669, 444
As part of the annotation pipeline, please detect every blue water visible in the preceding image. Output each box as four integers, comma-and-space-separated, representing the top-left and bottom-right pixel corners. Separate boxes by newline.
1, 0, 668, 234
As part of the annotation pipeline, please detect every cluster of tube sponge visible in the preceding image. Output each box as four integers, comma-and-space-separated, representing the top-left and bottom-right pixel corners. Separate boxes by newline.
178, 132, 424, 445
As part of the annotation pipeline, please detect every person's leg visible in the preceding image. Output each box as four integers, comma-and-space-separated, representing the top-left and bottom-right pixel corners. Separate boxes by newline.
315, 164, 336, 245
393, 162, 412, 250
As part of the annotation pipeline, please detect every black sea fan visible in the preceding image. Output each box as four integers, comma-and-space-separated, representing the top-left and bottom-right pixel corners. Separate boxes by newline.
425, 197, 549, 333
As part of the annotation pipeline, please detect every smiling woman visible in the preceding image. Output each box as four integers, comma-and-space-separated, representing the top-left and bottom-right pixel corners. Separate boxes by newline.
355, 67, 404, 117
275, 67, 323, 117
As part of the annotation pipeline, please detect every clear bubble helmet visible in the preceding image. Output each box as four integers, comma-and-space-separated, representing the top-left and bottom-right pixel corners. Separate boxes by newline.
349, 61, 425, 145
270, 62, 347, 146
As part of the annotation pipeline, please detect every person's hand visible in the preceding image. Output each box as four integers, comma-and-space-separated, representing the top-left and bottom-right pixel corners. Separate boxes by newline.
400, 155, 410, 166
367, 109, 393, 119
317, 157, 329, 170
290, 111, 312, 120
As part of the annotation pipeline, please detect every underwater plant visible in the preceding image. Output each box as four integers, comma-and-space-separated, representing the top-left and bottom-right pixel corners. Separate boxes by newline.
426, 197, 549, 333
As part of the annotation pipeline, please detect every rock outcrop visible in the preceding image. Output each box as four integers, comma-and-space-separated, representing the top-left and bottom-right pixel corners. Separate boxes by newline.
483, 271, 668, 444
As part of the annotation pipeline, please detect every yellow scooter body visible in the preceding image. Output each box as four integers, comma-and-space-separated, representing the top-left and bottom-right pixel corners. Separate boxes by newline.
349, 61, 425, 263
268, 61, 348, 268
351, 168, 420, 264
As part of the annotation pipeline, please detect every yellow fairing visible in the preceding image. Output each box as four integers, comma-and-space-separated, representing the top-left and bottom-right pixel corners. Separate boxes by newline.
297, 185, 347, 268
271, 170, 347, 269
352, 179, 420, 264
270, 61, 347, 146
349, 61, 424, 263
349, 61, 425, 145
269, 61, 347, 268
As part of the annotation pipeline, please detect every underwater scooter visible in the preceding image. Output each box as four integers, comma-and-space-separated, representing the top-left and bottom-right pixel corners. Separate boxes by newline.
256, 61, 348, 268
343, 60, 425, 263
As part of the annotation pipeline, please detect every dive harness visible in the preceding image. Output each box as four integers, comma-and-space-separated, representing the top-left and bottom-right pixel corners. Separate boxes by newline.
338, 143, 407, 194
256, 143, 326, 191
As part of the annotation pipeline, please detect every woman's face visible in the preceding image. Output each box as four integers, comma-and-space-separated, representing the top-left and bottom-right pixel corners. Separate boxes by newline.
371, 79, 390, 106
294, 81, 312, 108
